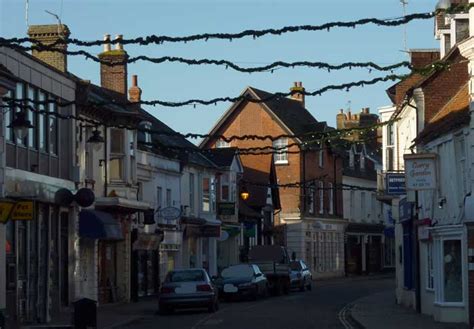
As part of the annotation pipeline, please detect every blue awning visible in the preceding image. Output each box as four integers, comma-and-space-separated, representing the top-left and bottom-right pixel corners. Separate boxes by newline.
79, 210, 123, 240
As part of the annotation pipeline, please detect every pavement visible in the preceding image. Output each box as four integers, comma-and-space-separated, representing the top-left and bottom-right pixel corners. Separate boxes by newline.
350, 290, 470, 329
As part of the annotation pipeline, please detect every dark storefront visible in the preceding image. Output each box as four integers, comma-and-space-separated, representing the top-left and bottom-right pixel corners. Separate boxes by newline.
131, 231, 161, 300
345, 223, 384, 275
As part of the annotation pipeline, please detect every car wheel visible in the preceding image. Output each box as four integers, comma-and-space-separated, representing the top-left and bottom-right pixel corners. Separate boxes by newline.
299, 279, 305, 292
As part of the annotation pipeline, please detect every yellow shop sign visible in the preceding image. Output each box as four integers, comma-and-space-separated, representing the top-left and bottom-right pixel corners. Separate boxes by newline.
11, 201, 34, 221
0, 202, 15, 223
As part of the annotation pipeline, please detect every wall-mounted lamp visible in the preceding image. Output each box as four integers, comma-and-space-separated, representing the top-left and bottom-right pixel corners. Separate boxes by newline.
438, 197, 447, 209
240, 184, 250, 201
87, 129, 105, 151
8, 111, 33, 139
99, 159, 106, 167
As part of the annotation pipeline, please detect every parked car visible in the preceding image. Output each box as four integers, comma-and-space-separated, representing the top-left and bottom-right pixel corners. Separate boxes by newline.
158, 268, 219, 315
214, 264, 268, 301
248, 245, 291, 295
289, 260, 312, 291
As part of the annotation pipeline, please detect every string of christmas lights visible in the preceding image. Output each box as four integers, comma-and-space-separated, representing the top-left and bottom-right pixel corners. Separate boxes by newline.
0, 42, 414, 73
2, 74, 408, 108
2, 8, 469, 48
241, 178, 378, 191
0, 101, 395, 144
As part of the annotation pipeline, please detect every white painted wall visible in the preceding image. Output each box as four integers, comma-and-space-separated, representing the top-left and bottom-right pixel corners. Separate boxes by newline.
342, 176, 381, 224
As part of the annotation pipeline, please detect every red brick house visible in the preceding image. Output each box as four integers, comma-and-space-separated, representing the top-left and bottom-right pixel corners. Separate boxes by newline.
200, 82, 346, 278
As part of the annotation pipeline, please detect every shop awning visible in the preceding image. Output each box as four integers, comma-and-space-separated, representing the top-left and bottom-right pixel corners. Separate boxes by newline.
94, 197, 150, 213
79, 210, 123, 240
133, 234, 162, 250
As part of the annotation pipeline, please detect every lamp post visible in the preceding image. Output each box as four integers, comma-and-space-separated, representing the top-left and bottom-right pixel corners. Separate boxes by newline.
8, 111, 33, 139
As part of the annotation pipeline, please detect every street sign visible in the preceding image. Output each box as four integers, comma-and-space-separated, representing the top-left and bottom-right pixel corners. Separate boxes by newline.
386, 173, 406, 195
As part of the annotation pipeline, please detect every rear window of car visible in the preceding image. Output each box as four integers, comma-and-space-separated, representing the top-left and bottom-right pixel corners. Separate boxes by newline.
221, 265, 254, 278
167, 270, 205, 282
290, 261, 302, 271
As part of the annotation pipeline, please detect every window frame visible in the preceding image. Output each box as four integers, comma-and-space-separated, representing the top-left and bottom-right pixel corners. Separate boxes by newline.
109, 128, 125, 181
216, 139, 230, 148
273, 138, 288, 164
202, 176, 211, 212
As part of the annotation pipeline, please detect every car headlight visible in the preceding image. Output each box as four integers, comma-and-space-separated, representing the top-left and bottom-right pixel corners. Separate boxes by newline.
238, 282, 253, 288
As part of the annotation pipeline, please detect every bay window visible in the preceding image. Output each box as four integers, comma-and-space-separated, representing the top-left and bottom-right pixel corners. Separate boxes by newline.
442, 240, 462, 303
221, 174, 230, 201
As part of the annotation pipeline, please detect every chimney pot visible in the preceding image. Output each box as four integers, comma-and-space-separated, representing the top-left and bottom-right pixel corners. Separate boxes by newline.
294, 82, 298, 87
115, 34, 124, 50
132, 75, 138, 87
104, 34, 111, 52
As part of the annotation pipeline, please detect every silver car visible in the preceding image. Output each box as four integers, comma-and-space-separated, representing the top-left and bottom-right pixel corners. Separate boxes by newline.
158, 268, 219, 315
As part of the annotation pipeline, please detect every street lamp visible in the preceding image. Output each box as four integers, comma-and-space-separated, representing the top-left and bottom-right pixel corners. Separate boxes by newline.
240, 184, 250, 201
87, 129, 105, 151
8, 111, 33, 139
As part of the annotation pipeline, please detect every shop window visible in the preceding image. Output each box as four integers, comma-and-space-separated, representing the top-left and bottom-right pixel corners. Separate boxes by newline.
443, 240, 462, 303
273, 138, 288, 164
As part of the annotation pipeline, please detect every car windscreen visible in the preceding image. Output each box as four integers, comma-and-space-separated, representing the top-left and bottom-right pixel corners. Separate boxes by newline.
289, 261, 302, 271
221, 265, 254, 279
167, 270, 205, 282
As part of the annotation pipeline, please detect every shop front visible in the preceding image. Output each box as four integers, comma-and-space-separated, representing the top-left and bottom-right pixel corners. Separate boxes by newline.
159, 230, 182, 283
217, 224, 241, 273
181, 217, 220, 276
345, 223, 385, 275
132, 232, 162, 298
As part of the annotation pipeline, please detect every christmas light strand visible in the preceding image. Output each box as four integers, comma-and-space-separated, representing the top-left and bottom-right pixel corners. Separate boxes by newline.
0, 42, 413, 73
3, 74, 407, 108
2, 10, 465, 48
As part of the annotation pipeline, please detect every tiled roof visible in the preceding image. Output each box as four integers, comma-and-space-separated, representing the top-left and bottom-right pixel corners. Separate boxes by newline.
203, 148, 238, 168
138, 109, 218, 169
415, 83, 470, 144
249, 87, 325, 135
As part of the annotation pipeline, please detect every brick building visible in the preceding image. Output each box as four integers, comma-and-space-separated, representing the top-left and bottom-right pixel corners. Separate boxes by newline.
201, 82, 346, 278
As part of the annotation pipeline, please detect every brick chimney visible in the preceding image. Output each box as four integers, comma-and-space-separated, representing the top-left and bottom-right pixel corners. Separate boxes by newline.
98, 34, 129, 96
409, 50, 440, 70
27, 24, 70, 72
336, 109, 345, 129
290, 81, 305, 107
128, 75, 142, 102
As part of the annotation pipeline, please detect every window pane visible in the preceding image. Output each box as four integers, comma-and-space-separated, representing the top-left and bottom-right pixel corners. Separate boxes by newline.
273, 138, 288, 163
110, 129, 124, 153
38, 92, 47, 152
109, 158, 123, 180
15, 83, 26, 145
444, 240, 462, 302
27, 86, 36, 149
221, 185, 229, 201
48, 96, 58, 154
456, 19, 469, 43
202, 177, 210, 212
4, 90, 13, 142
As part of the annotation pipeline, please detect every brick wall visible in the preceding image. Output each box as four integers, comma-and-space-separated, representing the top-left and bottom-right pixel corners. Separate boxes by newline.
99, 51, 128, 95
204, 99, 343, 220
422, 50, 468, 124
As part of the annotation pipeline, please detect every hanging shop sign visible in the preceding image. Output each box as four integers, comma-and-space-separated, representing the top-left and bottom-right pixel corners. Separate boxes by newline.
159, 207, 181, 222
404, 154, 437, 190
11, 201, 34, 221
0, 201, 15, 223
217, 202, 236, 216
385, 173, 406, 195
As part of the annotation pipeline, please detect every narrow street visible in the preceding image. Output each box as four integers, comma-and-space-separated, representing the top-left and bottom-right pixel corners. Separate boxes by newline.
118, 276, 393, 329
